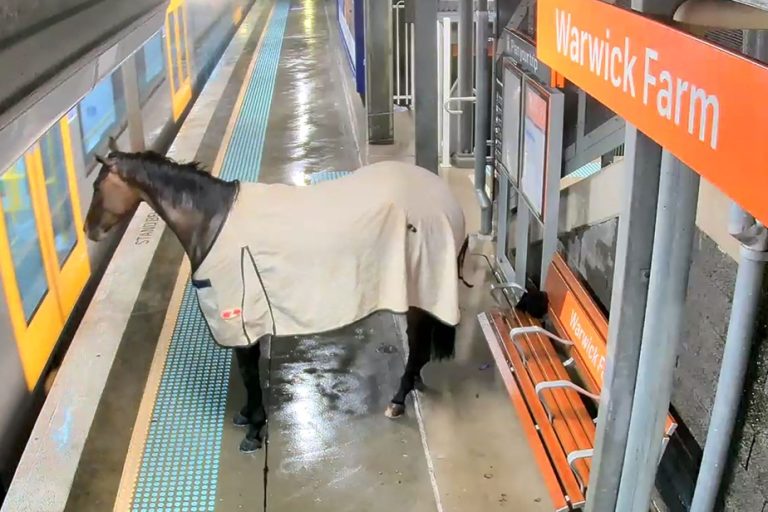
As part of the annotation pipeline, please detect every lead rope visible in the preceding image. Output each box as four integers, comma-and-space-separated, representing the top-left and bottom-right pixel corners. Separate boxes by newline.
240, 247, 272, 512
263, 336, 271, 512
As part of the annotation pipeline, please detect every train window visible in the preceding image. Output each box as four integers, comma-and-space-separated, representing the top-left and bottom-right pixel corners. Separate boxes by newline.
137, 31, 167, 105
39, 125, 78, 267
177, 9, 191, 83
0, 158, 49, 322
78, 71, 127, 169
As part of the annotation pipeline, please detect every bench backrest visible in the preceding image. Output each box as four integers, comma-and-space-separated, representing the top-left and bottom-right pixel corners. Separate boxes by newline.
545, 252, 678, 437
545, 253, 608, 389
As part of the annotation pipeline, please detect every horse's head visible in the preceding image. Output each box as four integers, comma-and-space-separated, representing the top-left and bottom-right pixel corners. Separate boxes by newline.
84, 138, 141, 241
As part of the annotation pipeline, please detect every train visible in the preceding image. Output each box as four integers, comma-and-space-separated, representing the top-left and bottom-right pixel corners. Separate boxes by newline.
0, 0, 255, 499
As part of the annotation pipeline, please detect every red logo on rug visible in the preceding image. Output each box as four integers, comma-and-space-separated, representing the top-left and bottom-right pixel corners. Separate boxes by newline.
221, 308, 242, 320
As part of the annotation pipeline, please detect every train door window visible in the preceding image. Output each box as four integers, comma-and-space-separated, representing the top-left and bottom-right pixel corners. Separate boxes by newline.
0, 158, 49, 320
169, 11, 181, 86
165, 0, 193, 120
177, 7, 192, 83
0, 117, 90, 389
0, 150, 65, 389
37, 117, 91, 317
40, 125, 78, 266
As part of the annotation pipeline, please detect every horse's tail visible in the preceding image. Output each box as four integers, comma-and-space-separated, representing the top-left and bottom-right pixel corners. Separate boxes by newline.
457, 235, 474, 288
430, 320, 456, 361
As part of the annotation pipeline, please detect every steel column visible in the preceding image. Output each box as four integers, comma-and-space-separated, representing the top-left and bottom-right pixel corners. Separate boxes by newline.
457, 0, 473, 155
120, 53, 146, 152
414, 0, 439, 171
473, 0, 492, 234
615, 152, 700, 512
364, 0, 394, 143
585, 126, 661, 512
587, 0, 678, 507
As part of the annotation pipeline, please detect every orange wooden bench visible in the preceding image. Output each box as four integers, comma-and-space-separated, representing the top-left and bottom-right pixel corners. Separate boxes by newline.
478, 252, 678, 511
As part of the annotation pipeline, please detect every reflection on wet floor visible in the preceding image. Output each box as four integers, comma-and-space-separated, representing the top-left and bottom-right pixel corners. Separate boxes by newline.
258, 0, 360, 187
266, 313, 437, 512
250, 0, 440, 507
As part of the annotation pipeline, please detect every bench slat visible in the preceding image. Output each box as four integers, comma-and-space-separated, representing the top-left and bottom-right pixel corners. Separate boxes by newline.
512, 313, 598, 445
492, 311, 587, 509
505, 312, 595, 489
478, 313, 572, 512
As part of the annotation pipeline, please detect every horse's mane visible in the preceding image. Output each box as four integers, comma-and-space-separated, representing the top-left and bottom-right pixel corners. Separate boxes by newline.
109, 150, 240, 215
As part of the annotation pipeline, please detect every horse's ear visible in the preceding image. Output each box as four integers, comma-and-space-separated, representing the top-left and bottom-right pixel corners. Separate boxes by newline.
95, 154, 117, 173
107, 136, 120, 153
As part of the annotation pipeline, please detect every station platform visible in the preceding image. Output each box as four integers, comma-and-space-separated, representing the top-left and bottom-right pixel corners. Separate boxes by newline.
2, 1, 553, 511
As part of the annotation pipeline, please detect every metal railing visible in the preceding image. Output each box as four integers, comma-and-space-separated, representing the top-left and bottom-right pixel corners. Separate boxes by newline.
392, 1, 415, 107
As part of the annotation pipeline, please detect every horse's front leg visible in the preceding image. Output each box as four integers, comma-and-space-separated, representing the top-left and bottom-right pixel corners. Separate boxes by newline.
386, 308, 432, 418
234, 342, 267, 453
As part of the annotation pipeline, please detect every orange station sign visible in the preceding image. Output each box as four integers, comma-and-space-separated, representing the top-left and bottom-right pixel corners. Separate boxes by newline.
537, 0, 768, 225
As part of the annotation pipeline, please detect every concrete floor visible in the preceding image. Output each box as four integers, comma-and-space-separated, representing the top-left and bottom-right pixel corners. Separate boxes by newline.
62, 0, 554, 510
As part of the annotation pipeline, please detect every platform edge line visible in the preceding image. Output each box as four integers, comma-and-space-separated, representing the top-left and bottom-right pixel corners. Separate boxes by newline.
210, 0, 278, 179
112, 259, 191, 512
391, 313, 446, 512
113, 5, 281, 508
111, 2, 279, 506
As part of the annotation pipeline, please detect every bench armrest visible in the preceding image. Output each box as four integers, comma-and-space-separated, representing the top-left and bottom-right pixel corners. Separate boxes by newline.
490, 281, 527, 294
534, 380, 600, 422
490, 281, 526, 305
509, 326, 575, 367
567, 449, 594, 491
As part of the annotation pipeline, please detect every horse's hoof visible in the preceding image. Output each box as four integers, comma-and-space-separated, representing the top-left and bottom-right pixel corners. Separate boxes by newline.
233, 411, 249, 428
239, 435, 262, 453
385, 403, 406, 419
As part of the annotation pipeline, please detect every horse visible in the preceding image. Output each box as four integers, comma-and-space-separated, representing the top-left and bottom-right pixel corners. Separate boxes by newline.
83, 140, 472, 453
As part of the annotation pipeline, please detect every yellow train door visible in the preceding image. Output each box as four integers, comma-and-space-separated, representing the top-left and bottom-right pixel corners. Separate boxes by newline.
165, 0, 193, 121
0, 115, 91, 389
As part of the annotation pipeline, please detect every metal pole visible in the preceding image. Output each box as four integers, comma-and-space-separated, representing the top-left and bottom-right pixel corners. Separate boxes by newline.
588, 0, 679, 506
615, 151, 700, 512
586, 126, 662, 512
364, 0, 394, 143
440, 17, 452, 167
121, 53, 146, 152
688, 29, 768, 512
473, 0, 492, 235
410, 22, 415, 106
414, 0, 439, 171
395, 3, 401, 106
689, 223, 767, 512
457, 0, 473, 155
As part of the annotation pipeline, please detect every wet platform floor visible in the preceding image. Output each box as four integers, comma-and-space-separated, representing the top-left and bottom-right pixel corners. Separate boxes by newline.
62, 0, 553, 510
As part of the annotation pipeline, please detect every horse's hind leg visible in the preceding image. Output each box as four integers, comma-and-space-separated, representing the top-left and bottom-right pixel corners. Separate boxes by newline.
234, 342, 267, 453
386, 308, 432, 419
